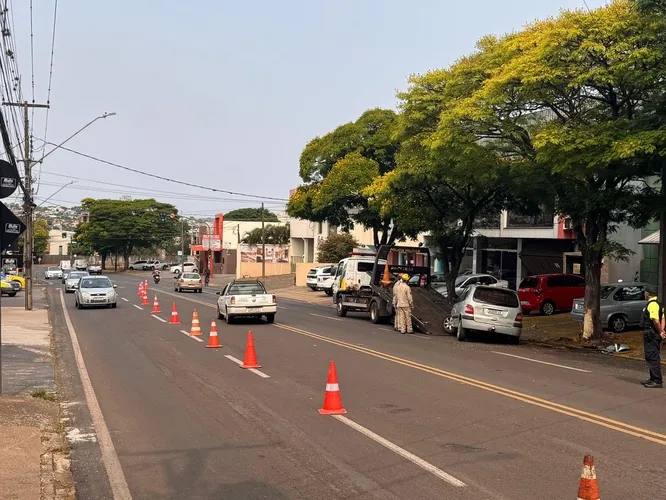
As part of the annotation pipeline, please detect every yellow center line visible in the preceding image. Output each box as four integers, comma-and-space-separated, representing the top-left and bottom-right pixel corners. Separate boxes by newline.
274, 323, 666, 446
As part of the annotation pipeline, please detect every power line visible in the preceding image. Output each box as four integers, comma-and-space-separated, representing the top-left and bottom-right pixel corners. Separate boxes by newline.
582, 0, 591, 12
42, 141, 289, 202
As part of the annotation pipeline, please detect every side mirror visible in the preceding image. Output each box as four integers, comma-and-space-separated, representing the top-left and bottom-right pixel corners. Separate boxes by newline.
216, 291, 221, 295
73, 285, 79, 289
113, 284, 117, 288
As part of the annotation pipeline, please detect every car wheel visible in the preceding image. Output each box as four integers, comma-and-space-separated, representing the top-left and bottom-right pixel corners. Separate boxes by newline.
111, 302, 117, 309
370, 301, 380, 324
442, 315, 455, 335
266, 314, 275, 324
336, 296, 347, 317
308, 286, 316, 291
325, 289, 332, 296
540, 300, 555, 316
75, 299, 80, 309
217, 305, 223, 320
225, 309, 233, 324
456, 319, 467, 341
504, 334, 519, 345
9, 292, 17, 297
610, 315, 627, 333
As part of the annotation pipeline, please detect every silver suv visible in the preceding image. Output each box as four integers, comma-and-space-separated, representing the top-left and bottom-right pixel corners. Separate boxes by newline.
450, 284, 523, 343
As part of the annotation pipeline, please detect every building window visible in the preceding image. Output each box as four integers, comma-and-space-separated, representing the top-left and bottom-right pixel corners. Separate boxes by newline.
58, 245, 63, 255
506, 207, 554, 228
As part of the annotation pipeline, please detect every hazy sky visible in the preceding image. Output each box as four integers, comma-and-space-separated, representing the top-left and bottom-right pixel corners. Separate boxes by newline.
8, 0, 608, 217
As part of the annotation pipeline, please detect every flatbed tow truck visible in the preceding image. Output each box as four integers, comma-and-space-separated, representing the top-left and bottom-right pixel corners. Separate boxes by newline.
332, 245, 453, 335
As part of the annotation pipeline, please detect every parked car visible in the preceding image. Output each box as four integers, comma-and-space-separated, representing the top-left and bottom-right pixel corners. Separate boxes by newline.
518, 274, 585, 315
142, 260, 168, 270
571, 281, 650, 333
0, 275, 20, 292
45, 266, 63, 279
450, 284, 523, 343
170, 262, 198, 275
174, 272, 203, 293
216, 279, 276, 324
64, 271, 89, 293
435, 273, 509, 298
2, 273, 25, 289
317, 267, 338, 296
128, 260, 148, 270
0, 279, 17, 296
74, 276, 118, 309
88, 263, 102, 275
306, 266, 332, 290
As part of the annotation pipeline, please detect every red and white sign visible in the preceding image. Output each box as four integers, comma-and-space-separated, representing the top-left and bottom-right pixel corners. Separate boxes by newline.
202, 235, 221, 251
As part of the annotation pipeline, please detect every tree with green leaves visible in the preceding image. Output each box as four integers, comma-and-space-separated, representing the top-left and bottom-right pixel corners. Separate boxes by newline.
316, 233, 359, 263
224, 207, 279, 222
20, 219, 50, 257
288, 108, 403, 247
242, 224, 290, 245
430, 1, 666, 338
76, 198, 181, 269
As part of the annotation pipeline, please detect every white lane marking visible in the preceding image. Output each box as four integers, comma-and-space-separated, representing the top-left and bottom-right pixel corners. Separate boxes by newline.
277, 306, 287, 309
180, 329, 204, 342
151, 315, 167, 323
491, 351, 592, 373
332, 415, 466, 488
133, 305, 143, 310
410, 334, 432, 340
59, 290, 133, 499
224, 354, 270, 378
121, 298, 129, 302
310, 313, 342, 322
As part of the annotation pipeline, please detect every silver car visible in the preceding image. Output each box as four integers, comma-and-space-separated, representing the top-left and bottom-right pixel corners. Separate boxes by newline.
450, 284, 523, 343
64, 271, 89, 293
571, 282, 649, 333
435, 273, 509, 298
74, 276, 118, 309
44, 267, 63, 279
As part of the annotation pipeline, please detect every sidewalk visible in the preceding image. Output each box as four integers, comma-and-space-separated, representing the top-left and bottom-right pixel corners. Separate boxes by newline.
1, 303, 74, 499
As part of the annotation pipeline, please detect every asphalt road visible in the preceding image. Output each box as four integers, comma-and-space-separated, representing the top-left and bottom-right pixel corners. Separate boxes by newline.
43, 270, 666, 499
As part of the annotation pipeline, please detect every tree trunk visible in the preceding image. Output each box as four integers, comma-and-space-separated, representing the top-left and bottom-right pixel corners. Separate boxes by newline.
114, 253, 118, 272
101, 252, 107, 270
582, 249, 603, 341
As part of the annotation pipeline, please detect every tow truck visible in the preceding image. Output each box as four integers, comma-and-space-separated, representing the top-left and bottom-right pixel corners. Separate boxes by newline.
331, 245, 453, 335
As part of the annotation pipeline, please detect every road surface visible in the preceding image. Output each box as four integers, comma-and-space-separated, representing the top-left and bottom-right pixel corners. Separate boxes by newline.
44, 271, 666, 499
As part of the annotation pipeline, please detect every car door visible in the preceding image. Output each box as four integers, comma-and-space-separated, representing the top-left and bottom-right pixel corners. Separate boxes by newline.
219, 284, 229, 310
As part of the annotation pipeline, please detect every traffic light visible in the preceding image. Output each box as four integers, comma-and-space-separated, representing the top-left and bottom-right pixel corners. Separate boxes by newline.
62, 232, 67, 239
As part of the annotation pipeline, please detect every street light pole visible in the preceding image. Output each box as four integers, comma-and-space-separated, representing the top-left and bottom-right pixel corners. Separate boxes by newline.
38, 112, 116, 163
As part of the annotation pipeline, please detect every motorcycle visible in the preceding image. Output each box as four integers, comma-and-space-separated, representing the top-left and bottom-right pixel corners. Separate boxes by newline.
153, 272, 161, 284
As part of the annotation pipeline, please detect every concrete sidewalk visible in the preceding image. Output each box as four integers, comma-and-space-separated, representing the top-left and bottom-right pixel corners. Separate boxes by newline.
1, 304, 74, 499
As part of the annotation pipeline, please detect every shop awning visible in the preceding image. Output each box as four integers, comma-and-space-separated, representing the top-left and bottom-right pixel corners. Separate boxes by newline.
190, 244, 204, 252
639, 231, 660, 245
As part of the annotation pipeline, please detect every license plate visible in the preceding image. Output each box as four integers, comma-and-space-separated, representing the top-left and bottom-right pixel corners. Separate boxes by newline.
92, 298, 105, 302
520, 301, 529, 305
487, 308, 504, 316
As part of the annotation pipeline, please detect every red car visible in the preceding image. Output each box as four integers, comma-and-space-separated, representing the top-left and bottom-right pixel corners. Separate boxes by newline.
518, 274, 585, 315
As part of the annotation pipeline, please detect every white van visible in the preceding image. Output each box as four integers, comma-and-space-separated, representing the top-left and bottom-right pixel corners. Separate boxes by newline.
59, 260, 71, 271
331, 256, 385, 297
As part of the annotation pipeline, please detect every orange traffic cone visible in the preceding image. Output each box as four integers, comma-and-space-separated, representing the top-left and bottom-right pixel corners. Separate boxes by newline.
206, 320, 222, 348
318, 361, 347, 415
240, 331, 261, 368
189, 309, 201, 336
169, 302, 180, 324
141, 290, 149, 306
138, 282, 144, 296
152, 295, 161, 313
381, 264, 391, 286
577, 455, 600, 500
144, 279, 148, 291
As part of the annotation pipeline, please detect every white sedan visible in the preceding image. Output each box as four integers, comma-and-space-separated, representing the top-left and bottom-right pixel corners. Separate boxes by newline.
170, 262, 198, 275
44, 267, 63, 279
216, 279, 276, 324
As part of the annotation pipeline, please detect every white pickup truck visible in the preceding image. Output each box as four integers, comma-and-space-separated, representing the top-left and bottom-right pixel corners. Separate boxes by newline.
215, 279, 276, 324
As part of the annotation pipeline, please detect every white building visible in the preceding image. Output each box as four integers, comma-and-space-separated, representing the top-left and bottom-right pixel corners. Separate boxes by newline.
47, 230, 75, 256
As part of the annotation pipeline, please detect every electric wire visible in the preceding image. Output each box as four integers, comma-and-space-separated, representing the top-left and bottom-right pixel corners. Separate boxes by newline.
42, 141, 289, 202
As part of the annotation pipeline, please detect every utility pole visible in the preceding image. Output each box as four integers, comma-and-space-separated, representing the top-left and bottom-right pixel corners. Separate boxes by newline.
4, 101, 49, 311
261, 202, 265, 280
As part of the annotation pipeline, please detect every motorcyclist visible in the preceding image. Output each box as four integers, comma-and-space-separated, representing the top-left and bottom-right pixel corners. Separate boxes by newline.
204, 268, 210, 286
152, 265, 160, 278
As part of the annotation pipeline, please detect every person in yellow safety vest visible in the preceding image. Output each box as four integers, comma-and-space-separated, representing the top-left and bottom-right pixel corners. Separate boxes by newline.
642, 285, 665, 388
392, 274, 414, 334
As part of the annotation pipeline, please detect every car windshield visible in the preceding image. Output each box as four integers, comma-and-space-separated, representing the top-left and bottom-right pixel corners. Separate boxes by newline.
81, 278, 112, 289
48, 267, 58, 271
519, 278, 539, 289
473, 287, 519, 308
183, 273, 200, 279
455, 276, 467, 286
228, 283, 266, 295
600, 285, 617, 299
68, 272, 87, 279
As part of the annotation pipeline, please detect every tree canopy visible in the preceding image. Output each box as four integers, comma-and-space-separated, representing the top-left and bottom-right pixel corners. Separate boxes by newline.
242, 224, 290, 245
75, 199, 181, 268
224, 207, 279, 222
287, 108, 403, 247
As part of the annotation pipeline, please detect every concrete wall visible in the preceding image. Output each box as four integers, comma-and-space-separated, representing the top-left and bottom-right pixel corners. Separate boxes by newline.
606, 224, 643, 283
238, 262, 292, 278
295, 262, 335, 287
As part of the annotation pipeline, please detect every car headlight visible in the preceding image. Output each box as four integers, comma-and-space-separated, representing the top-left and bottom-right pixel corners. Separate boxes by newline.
106, 291, 115, 297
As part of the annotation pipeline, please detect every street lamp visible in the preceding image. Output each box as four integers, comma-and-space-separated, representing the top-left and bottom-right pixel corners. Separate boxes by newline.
38, 112, 116, 163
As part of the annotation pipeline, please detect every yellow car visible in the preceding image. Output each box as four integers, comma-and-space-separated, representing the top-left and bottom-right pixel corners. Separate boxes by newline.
0, 280, 17, 296
4, 275, 25, 289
